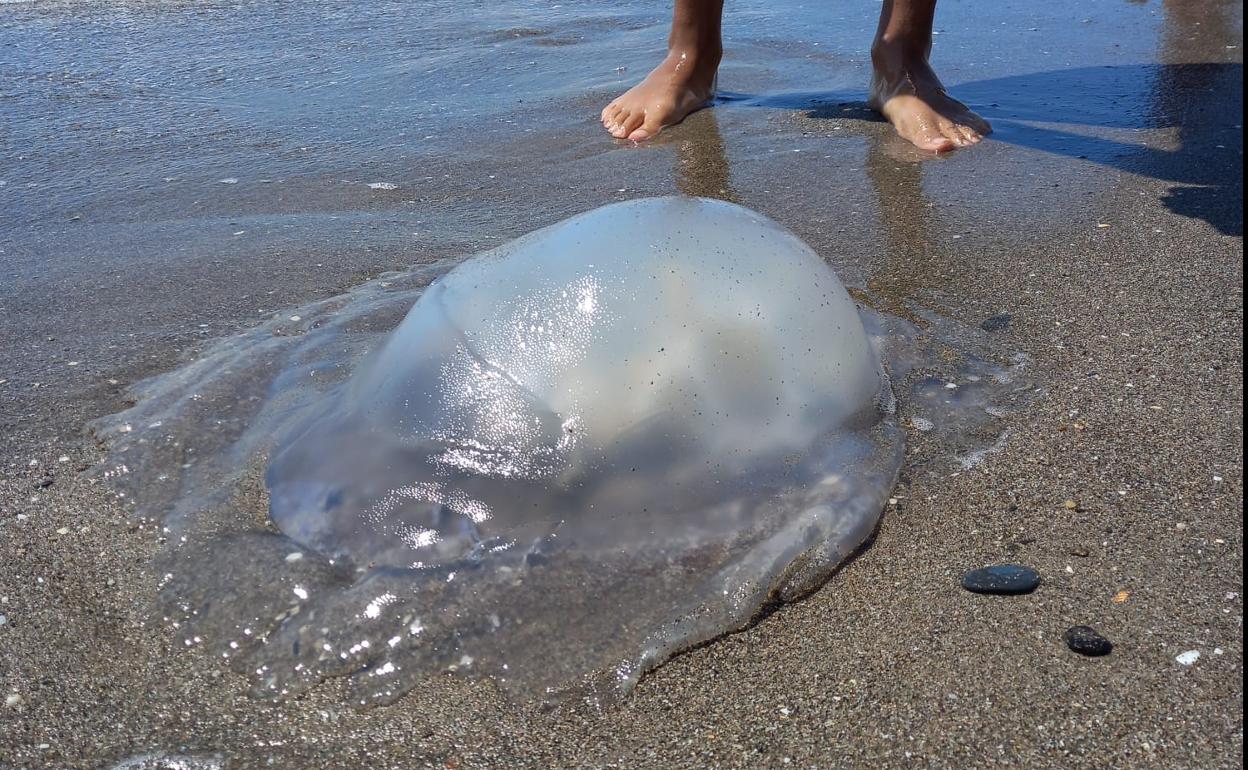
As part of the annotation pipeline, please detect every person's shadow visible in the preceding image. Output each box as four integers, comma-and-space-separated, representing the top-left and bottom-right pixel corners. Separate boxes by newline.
966, 63, 1242, 237
728, 61, 1244, 237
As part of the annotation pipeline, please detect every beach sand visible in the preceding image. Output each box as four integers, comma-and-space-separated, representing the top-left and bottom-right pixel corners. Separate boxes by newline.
0, 0, 1242, 767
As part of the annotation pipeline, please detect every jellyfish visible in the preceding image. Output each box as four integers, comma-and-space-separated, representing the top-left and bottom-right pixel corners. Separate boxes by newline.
254, 196, 902, 701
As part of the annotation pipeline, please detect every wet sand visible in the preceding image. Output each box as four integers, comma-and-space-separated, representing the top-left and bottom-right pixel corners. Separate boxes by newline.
0, 0, 1242, 767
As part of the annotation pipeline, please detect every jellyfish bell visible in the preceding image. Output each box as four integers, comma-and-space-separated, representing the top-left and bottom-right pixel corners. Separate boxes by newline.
266, 196, 893, 578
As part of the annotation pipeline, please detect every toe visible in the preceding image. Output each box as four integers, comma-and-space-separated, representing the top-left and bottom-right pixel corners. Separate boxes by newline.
882, 97, 957, 152
956, 124, 981, 144
628, 119, 662, 142
935, 118, 966, 147
965, 112, 993, 136
950, 105, 991, 136
609, 110, 634, 138
907, 122, 955, 152
602, 102, 623, 127
619, 111, 647, 141
604, 104, 623, 128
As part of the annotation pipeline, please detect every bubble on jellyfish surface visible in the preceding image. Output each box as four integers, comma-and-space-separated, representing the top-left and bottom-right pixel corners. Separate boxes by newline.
91, 196, 1030, 706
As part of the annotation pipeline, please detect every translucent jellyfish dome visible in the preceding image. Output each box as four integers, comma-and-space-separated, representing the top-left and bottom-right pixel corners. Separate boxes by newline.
267, 196, 892, 572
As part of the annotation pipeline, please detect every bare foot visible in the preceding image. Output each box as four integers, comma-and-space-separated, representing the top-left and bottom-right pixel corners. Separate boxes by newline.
869, 45, 991, 153
601, 49, 719, 142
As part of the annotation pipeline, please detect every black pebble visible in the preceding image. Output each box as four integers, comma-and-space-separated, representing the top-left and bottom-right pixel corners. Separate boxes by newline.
961, 564, 1041, 595
1064, 625, 1114, 656
981, 313, 1013, 332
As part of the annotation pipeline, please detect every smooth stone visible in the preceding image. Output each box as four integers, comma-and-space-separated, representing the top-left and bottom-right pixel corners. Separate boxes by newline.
1064, 625, 1114, 656
961, 564, 1041, 595
980, 313, 1013, 332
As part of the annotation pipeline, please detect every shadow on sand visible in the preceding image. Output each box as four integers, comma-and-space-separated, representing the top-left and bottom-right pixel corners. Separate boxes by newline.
728, 63, 1244, 237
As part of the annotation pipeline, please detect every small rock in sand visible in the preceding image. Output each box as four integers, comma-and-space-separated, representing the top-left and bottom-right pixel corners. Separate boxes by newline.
1064, 625, 1113, 656
980, 313, 1013, 332
961, 564, 1041, 595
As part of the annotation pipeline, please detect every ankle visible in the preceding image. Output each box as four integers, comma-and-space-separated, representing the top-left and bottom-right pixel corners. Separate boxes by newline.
664, 42, 722, 73
871, 36, 931, 69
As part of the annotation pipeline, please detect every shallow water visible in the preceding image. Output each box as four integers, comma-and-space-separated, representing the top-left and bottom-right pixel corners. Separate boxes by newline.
4, 0, 1236, 471
0, 0, 1188, 240
4, 0, 1234, 457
